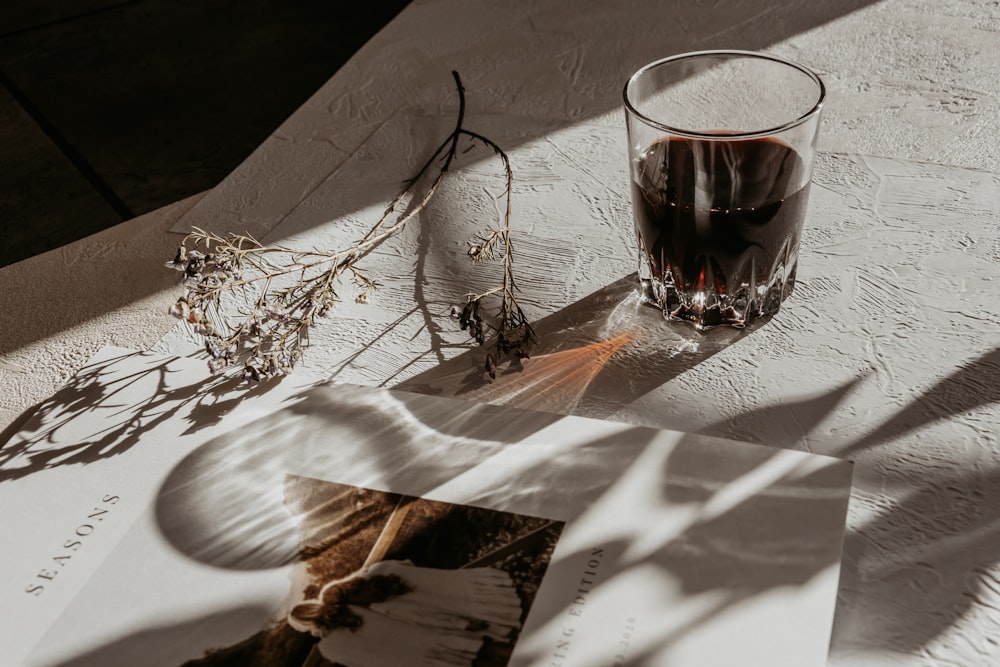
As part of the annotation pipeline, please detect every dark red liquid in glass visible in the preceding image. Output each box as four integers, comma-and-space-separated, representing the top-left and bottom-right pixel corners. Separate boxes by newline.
631, 136, 810, 325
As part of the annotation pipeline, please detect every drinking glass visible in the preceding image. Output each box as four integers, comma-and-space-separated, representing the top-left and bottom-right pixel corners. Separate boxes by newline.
624, 50, 825, 329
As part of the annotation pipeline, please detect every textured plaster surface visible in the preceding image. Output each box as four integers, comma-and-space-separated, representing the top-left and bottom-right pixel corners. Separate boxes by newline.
3, 1, 1000, 665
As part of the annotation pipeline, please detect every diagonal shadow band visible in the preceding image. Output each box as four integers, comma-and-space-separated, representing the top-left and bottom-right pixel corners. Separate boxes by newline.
842, 346, 1000, 457
396, 273, 766, 418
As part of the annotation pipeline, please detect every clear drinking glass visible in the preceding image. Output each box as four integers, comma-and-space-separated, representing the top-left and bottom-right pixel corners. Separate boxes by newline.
624, 50, 825, 329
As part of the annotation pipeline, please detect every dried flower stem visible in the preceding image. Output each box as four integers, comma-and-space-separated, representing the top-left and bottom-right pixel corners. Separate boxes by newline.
167, 71, 533, 381
458, 128, 535, 378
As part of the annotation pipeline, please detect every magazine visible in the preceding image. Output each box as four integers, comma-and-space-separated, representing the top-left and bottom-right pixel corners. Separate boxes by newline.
2, 347, 852, 666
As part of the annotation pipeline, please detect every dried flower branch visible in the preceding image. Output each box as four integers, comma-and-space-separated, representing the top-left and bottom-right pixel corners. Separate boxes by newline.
454, 130, 536, 378
167, 71, 534, 382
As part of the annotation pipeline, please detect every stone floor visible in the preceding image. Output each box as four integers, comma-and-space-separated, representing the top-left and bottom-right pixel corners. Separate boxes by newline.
0, 0, 410, 267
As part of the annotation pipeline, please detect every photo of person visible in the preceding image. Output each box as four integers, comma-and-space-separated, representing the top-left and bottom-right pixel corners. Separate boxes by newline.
182, 474, 564, 667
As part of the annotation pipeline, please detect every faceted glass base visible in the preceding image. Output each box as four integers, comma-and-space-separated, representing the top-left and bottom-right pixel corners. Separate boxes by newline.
639, 262, 798, 331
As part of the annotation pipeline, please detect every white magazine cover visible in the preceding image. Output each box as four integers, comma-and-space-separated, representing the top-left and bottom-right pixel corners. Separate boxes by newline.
1, 346, 852, 667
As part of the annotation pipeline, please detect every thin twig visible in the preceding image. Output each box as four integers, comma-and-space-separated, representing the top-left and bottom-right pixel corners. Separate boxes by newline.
166, 71, 533, 382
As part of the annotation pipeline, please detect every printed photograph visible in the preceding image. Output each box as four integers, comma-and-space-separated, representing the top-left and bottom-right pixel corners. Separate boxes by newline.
181, 474, 565, 667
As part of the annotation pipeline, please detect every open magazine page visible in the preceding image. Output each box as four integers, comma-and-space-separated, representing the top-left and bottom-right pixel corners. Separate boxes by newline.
4, 347, 852, 667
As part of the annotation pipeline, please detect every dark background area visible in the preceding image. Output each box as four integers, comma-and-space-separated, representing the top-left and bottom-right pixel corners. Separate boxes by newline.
0, 0, 411, 267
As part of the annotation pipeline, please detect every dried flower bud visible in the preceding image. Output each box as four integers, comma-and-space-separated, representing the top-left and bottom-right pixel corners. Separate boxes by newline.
277, 355, 294, 375
168, 299, 191, 320
485, 353, 497, 380
355, 292, 368, 304
184, 257, 205, 279
459, 300, 479, 331
201, 274, 224, 289
207, 357, 227, 374
165, 246, 188, 271
204, 339, 222, 359
264, 305, 288, 321
243, 321, 263, 339
450, 305, 460, 319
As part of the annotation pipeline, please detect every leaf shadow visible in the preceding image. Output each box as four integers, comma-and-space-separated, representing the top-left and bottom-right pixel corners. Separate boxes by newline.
843, 346, 1000, 456
15, 314, 1000, 662
0, 348, 284, 484
692, 345, 1000, 658
403, 327, 1000, 660
831, 464, 1000, 657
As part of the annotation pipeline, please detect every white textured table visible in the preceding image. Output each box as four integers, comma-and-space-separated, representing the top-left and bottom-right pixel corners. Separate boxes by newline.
4, 1, 1000, 665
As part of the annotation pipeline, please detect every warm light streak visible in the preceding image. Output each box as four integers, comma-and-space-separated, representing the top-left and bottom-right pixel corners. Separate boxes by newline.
470, 332, 636, 412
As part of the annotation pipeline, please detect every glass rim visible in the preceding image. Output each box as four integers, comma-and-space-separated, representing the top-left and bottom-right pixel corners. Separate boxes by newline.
623, 49, 826, 140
